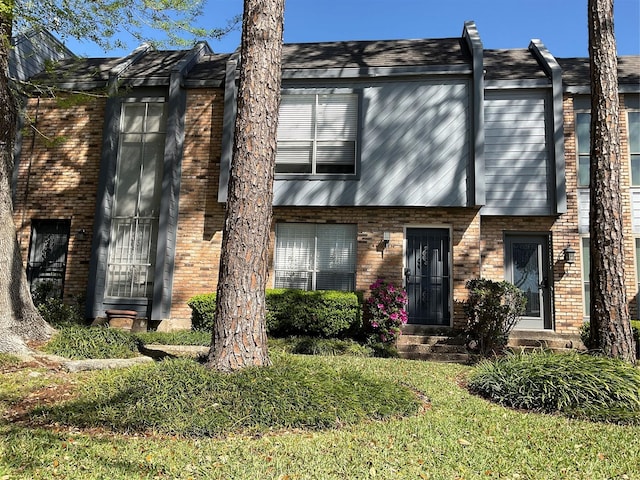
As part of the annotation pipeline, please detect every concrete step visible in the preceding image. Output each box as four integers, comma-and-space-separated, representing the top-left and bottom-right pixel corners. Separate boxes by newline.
398, 350, 473, 363
397, 343, 467, 355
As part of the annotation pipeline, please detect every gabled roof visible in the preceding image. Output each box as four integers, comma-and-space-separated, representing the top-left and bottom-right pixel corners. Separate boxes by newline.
484, 49, 549, 81
557, 56, 640, 90
281, 38, 471, 69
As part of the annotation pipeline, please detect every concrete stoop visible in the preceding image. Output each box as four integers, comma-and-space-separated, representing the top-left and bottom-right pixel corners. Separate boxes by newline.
396, 327, 584, 363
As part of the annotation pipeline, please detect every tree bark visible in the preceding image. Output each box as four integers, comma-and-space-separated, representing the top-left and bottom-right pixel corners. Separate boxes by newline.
206, 0, 284, 371
588, 0, 636, 363
0, 7, 55, 354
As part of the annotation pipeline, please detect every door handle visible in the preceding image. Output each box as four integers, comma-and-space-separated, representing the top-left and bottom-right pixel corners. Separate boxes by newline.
539, 278, 548, 289
404, 268, 411, 277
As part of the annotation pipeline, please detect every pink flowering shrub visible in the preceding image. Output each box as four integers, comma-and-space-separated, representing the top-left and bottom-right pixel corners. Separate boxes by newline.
364, 279, 408, 344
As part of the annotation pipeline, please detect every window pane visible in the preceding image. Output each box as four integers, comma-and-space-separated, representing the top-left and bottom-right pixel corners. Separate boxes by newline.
275, 224, 315, 272
582, 237, 590, 316
146, 104, 167, 133
316, 94, 358, 140
275, 141, 313, 173
316, 272, 355, 291
278, 95, 314, 139
316, 224, 357, 271
576, 113, 590, 154
631, 155, 640, 186
629, 112, 640, 154
122, 104, 146, 133
578, 155, 590, 187
139, 133, 165, 215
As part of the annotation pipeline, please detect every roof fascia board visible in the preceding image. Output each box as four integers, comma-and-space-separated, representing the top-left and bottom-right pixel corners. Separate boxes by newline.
281, 64, 472, 79
183, 79, 225, 88
485, 79, 551, 89
565, 85, 640, 94
530, 39, 566, 214
463, 20, 485, 207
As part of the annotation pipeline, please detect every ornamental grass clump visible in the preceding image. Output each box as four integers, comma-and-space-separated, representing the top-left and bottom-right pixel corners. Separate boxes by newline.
43, 326, 141, 359
364, 279, 408, 345
468, 351, 640, 424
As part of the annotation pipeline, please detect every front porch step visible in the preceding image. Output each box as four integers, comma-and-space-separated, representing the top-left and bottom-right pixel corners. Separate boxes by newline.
396, 330, 584, 363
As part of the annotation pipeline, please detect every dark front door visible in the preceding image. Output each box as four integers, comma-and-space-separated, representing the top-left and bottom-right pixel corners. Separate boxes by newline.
27, 219, 70, 299
505, 234, 552, 330
405, 228, 450, 325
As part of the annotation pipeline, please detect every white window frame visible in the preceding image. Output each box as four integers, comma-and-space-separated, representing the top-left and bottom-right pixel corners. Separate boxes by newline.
276, 92, 359, 177
274, 223, 357, 291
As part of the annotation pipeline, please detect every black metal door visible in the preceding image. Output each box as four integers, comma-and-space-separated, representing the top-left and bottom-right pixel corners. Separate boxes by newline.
405, 228, 450, 325
27, 220, 70, 299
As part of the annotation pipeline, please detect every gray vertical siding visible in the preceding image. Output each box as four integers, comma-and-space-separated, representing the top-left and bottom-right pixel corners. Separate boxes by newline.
9, 30, 74, 81
273, 79, 471, 206
483, 90, 552, 215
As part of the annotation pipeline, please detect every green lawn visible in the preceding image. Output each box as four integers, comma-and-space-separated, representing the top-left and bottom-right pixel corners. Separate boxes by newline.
1, 354, 638, 479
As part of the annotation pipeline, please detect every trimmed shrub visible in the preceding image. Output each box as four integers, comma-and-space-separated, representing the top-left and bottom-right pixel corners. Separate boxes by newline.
266, 289, 361, 338
43, 326, 141, 359
463, 278, 526, 356
468, 351, 640, 424
187, 293, 217, 332
187, 289, 362, 338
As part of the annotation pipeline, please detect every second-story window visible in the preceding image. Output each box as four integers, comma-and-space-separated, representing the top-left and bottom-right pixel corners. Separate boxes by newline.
629, 111, 640, 185
576, 112, 590, 187
276, 93, 358, 175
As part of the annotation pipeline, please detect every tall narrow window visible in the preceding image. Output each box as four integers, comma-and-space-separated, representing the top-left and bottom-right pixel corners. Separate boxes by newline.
576, 113, 591, 233
576, 113, 590, 187
582, 237, 590, 317
629, 112, 640, 185
274, 223, 357, 291
106, 102, 166, 298
276, 93, 358, 175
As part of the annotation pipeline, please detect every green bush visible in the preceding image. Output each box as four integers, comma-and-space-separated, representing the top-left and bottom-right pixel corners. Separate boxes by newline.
581, 320, 640, 358
266, 289, 361, 338
186, 293, 217, 332
42, 326, 141, 359
187, 289, 362, 338
463, 278, 526, 356
468, 351, 640, 424
32, 282, 85, 328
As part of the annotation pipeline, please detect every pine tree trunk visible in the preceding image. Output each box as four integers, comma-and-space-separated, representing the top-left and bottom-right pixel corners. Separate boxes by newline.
0, 8, 55, 354
588, 0, 636, 363
206, 0, 284, 371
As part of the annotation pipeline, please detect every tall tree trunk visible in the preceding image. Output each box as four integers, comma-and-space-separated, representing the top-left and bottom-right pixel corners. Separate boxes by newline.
206, 0, 284, 371
0, 7, 55, 354
588, 0, 636, 363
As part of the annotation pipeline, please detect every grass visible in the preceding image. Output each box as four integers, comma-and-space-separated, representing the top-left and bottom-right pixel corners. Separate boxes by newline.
1, 354, 639, 479
32, 353, 420, 436
42, 326, 141, 359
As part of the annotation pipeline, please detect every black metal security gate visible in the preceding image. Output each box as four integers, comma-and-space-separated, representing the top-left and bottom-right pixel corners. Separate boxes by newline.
405, 228, 450, 325
27, 219, 70, 299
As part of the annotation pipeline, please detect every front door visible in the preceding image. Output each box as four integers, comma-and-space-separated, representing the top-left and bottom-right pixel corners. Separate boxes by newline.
27, 219, 70, 299
405, 228, 450, 325
505, 235, 552, 330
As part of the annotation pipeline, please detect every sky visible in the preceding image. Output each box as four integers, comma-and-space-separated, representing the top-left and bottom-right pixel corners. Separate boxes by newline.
65, 0, 640, 59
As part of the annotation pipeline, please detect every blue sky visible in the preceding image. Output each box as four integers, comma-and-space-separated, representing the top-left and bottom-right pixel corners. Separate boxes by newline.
66, 0, 640, 58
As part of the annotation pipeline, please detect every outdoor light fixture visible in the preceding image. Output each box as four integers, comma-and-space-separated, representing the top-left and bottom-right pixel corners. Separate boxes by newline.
563, 245, 576, 265
77, 228, 87, 241
378, 232, 391, 258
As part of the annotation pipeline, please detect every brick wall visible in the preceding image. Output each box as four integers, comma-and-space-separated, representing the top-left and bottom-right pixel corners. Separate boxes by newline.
13, 94, 104, 303
167, 88, 226, 328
